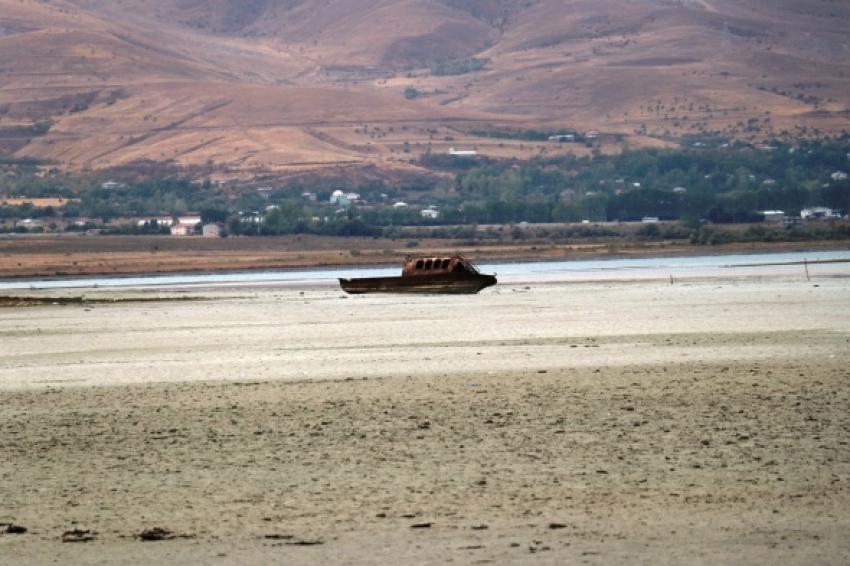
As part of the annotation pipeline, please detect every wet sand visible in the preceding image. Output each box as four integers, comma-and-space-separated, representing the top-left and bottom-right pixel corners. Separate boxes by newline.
1, 269, 849, 564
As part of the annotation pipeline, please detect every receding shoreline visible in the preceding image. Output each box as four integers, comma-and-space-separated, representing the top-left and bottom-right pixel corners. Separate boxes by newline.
1, 233, 848, 280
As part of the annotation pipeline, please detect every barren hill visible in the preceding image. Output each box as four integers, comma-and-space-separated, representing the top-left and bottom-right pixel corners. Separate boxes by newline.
1, 0, 848, 178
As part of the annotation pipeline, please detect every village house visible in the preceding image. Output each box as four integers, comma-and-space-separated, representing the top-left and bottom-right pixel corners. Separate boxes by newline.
170, 223, 195, 236
136, 217, 173, 227
801, 207, 841, 220
762, 210, 786, 223
15, 218, 43, 229
330, 190, 349, 206
202, 223, 223, 237
421, 207, 439, 219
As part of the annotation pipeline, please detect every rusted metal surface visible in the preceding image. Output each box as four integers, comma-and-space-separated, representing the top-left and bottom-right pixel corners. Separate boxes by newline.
339, 255, 496, 295
400, 255, 477, 277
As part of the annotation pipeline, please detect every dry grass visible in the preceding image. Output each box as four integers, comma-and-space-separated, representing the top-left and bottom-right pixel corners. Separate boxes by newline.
0, 198, 77, 208
0, 0, 849, 174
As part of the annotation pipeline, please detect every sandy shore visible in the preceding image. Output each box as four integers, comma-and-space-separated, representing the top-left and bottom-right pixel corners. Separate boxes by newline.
1, 269, 849, 564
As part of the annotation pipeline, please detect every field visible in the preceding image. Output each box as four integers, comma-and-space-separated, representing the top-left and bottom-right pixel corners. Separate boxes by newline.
0, 199, 78, 208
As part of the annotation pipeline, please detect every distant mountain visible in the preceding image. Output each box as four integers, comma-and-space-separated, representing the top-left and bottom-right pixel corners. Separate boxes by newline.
1, 0, 848, 176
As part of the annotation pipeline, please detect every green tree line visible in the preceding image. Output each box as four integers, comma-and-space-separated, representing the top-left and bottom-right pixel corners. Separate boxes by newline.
2, 137, 848, 233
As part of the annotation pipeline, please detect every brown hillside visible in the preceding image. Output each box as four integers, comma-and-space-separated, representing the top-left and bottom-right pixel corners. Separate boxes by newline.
1, 0, 848, 177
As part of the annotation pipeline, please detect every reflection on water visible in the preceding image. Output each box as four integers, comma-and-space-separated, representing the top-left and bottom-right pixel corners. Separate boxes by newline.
1, 250, 848, 290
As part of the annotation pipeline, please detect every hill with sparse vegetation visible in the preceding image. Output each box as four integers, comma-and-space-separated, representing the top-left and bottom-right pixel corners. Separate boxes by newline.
0, 0, 849, 180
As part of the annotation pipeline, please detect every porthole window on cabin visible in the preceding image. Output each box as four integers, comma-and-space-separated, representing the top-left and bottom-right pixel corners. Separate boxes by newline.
416, 260, 424, 270
441, 259, 450, 269
425, 259, 433, 269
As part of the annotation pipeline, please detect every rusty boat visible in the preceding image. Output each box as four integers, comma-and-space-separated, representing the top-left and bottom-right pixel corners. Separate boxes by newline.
339, 254, 497, 295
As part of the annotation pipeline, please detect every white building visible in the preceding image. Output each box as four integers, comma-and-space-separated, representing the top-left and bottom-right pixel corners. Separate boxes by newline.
421, 207, 439, 219
449, 148, 477, 156
15, 218, 43, 229
137, 217, 173, 227
801, 207, 840, 220
170, 223, 194, 236
762, 210, 786, 223
330, 190, 349, 205
202, 223, 222, 237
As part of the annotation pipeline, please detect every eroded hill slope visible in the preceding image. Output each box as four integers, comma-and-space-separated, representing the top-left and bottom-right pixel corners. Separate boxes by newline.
0, 0, 848, 175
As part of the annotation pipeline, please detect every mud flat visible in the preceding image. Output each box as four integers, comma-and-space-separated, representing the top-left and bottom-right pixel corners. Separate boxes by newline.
1, 269, 849, 565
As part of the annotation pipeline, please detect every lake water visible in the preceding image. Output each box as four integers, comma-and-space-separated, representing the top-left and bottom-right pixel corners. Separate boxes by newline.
1, 249, 848, 291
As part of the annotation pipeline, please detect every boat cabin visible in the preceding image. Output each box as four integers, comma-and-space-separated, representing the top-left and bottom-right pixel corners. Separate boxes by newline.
401, 255, 479, 277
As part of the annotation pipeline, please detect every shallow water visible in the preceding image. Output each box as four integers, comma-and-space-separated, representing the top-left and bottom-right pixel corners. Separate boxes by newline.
0, 249, 848, 290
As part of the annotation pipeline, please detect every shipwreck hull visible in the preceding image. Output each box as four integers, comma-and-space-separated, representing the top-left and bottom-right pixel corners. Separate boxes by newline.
339, 273, 496, 295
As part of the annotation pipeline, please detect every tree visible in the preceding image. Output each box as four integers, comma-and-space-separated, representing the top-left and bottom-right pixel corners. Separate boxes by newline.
403, 87, 419, 100
226, 215, 244, 236
263, 202, 308, 234
200, 207, 228, 224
